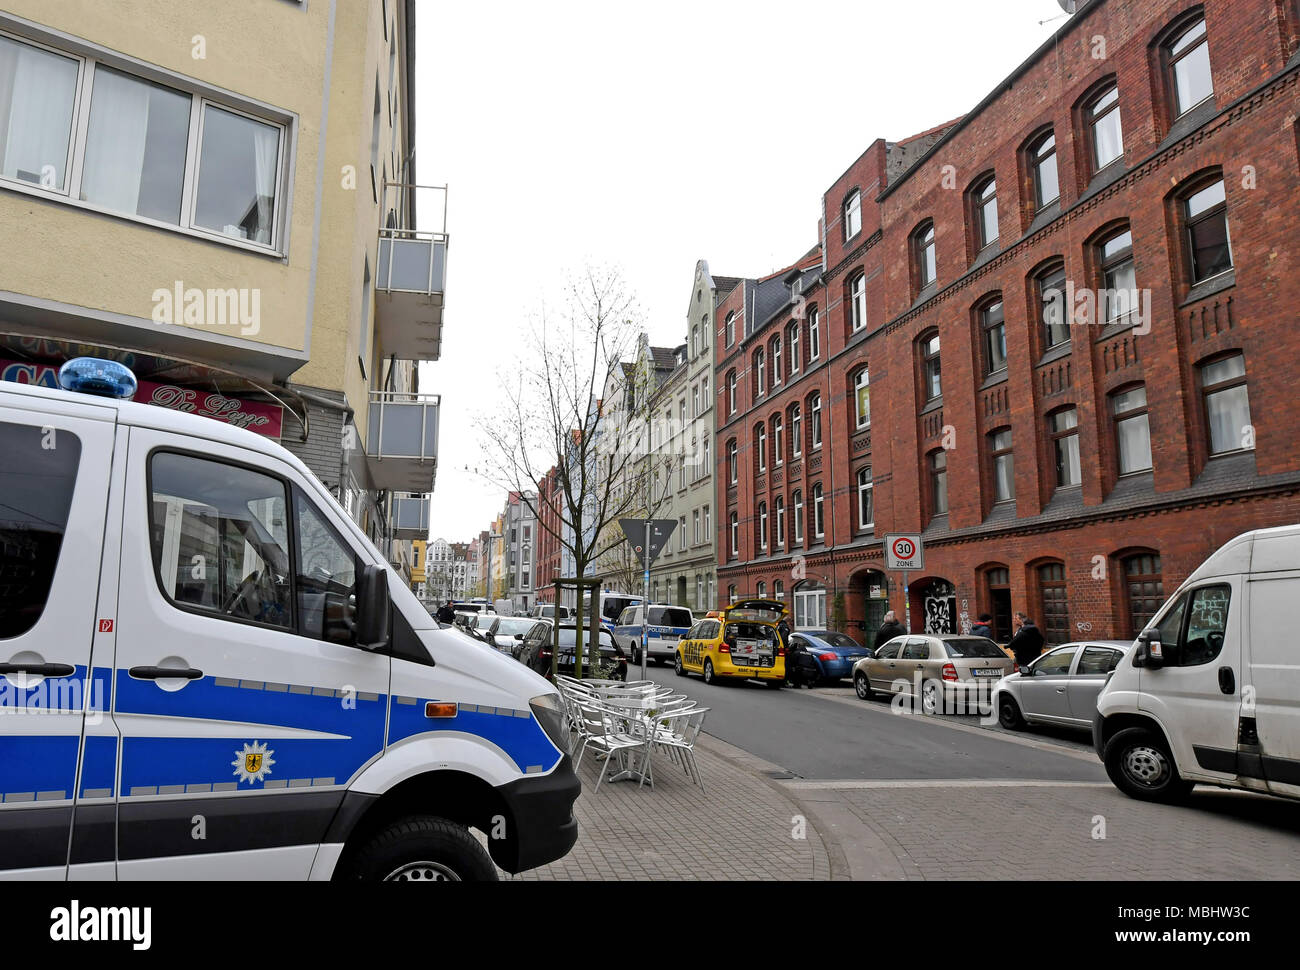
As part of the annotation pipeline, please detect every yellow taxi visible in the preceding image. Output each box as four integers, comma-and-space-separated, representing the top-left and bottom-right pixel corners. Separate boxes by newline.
674, 599, 788, 688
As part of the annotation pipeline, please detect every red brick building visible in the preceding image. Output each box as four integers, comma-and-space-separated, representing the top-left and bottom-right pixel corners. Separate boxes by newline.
716, 0, 1300, 648
534, 465, 563, 604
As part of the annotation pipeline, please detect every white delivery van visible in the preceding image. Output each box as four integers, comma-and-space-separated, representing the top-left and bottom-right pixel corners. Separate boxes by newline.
0, 360, 579, 880
1094, 525, 1300, 804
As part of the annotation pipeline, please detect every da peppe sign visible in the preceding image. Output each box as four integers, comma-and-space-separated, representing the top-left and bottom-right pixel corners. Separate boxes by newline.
1, 359, 284, 439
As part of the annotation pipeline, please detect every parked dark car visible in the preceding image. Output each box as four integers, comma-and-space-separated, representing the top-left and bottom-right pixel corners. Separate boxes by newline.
785, 631, 873, 687
516, 623, 627, 681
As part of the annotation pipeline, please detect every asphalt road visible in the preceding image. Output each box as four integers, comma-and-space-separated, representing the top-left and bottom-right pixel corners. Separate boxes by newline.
638, 663, 1106, 782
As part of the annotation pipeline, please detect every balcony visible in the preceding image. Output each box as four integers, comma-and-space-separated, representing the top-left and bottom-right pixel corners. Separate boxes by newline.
391, 493, 431, 540
365, 390, 440, 492
375, 183, 449, 361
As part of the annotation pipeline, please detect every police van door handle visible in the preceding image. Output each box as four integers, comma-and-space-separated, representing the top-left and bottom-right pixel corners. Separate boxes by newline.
129, 665, 203, 681
1218, 666, 1235, 695
0, 662, 75, 677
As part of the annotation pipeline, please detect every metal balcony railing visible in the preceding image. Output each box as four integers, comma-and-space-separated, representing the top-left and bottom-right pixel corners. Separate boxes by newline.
392, 493, 431, 540
375, 182, 449, 361
365, 390, 440, 493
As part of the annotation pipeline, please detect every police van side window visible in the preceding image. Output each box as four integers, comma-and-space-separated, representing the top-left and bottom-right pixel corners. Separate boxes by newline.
0, 421, 82, 639
293, 486, 360, 646
148, 452, 292, 629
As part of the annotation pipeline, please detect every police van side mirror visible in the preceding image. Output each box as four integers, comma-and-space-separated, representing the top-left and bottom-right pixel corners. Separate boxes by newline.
356, 564, 391, 651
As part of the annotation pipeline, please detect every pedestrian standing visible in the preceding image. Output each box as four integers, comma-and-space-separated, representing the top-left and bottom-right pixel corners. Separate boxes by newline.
1007, 612, 1045, 669
874, 610, 906, 650
970, 613, 994, 639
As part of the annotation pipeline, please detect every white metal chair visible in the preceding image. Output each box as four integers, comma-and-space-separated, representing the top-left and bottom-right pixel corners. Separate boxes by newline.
574, 698, 654, 790
649, 705, 709, 792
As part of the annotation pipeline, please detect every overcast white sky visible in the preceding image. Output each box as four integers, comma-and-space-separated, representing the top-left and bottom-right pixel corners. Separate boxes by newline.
414, 0, 1068, 543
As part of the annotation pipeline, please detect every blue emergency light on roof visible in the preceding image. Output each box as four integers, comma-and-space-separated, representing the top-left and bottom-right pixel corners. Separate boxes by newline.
58, 357, 138, 400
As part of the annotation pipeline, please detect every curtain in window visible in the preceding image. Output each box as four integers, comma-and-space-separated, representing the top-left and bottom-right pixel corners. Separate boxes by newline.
0, 39, 79, 188
251, 121, 278, 243
80, 70, 152, 215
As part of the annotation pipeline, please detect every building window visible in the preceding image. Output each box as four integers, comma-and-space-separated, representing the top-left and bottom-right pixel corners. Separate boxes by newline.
775, 496, 785, 547
914, 221, 937, 292
1124, 553, 1164, 636
680, 516, 687, 550
1086, 83, 1124, 172
793, 584, 827, 629
693, 509, 700, 544
1029, 130, 1059, 210
725, 311, 735, 346
791, 405, 802, 458
702, 436, 710, 476
857, 466, 874, 528
1049, 408, 1082, 488
1200, 353, 1252, 455
810, 394, 822, 449
772, 337, 782, 386
1038, 563, 1069, 645
729, 512, 738, 556
849, 272, 867, 332
1183, 178, 1232, 283
727, 439, 738, 484
0, 36, 286, 249
756, 349, 766, 397
757, 424, 767, 472
703, 504, 710, 537
1167, 16, 1213, 117
809, 309, 820, 361
854, 368, 871, 429
773, 415, 784, 464
921, 332, 942, 401
774, 580, 784, 601
758, 501, 768, 550
930, 450, 948, 516
692, 384, 700, 417
972, 175, 998, 250
789, 323, 800, 375
812, 483, 825, 539
1038, 261, 1070, 349
843, 189, 862, 240
981, 298, 1007, 376
757, 581, 767, 598
727, 584, 736, 603
989, 428, 1014, 502
792, 490, 804, 543
727, 370, 737, 416
1098, 228, 1137, 324
691, 324, 699, 355
1112, 385, 1152, 474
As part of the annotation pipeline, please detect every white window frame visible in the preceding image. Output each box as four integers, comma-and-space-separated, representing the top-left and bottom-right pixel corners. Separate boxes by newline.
844, 189, 862, 240
772, 338, 782, 386
857, 466, 874, 528
759, 502, 768, 550
855, 369, 871, 429
811, 395, 823, 449
789, 323, 800, 374
729, 513, 738, 556
757, 425, 767, 472
791, 406, 803, 458
809, 310, 820, 361
813, 483, 825, 538
756, 349, 765, 397
0, 25, 292, 256
850, 273, 867, 332
774, 416, 784, 465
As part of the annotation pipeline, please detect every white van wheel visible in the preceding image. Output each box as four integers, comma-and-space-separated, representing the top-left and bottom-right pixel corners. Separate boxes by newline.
341, 815, 498, 882
1104, 728, 1193, 803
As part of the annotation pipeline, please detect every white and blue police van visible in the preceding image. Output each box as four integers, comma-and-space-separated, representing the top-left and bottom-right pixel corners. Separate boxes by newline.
612, 604, 694, 666
0, 359, 580, 881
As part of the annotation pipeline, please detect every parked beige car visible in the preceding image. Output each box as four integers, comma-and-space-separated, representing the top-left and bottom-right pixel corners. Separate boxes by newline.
854, 634, 1013, 714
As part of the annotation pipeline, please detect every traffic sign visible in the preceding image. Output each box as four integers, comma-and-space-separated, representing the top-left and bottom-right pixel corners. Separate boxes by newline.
619, 518, 677, 565
884, 533, 924, 570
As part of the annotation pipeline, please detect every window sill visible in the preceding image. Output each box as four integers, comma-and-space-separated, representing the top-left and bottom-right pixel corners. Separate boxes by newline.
1025, 199, 1061, 237
980, 371, 1008, 391
1095, 314, 1151, 342
970, 243, 1001, 271
1180, 269, 1235, 307
919, 397, 944, 415
1037, 341, 1072, 366
912, 284, 938, 308
1081, 160, 1128, 201
1158, 99, 1218, 152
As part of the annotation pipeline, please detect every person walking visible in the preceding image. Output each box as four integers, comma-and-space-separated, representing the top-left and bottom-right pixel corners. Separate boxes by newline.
874, 610, 906, 650
1007, 612, 1045, 669
970, 613, 994, 639
435, 602, 455, 626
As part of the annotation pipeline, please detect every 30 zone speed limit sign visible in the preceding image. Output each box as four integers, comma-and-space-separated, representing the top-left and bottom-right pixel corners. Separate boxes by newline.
885, 534, 924, 570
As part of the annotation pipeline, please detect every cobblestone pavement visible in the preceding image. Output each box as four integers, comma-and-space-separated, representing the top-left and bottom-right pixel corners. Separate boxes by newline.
785, 780, 1300, 881
504, 734, 838, 880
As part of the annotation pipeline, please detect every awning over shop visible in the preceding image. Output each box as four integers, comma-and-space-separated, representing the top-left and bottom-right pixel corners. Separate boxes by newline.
0, 332, 308, 441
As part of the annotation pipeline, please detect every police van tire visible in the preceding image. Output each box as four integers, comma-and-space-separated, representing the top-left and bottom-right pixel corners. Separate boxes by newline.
344, 816, 498, 882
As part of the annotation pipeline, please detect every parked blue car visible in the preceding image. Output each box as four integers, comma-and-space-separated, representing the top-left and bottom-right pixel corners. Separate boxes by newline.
785, 631, 873, 686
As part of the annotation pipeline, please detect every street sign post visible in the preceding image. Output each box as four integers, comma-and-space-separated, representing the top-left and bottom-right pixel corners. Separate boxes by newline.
620, 518, 677, 679
884, 534, 924, 634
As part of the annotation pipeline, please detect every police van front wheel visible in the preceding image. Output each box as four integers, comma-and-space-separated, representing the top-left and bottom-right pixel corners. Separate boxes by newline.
344, 816, 498, 882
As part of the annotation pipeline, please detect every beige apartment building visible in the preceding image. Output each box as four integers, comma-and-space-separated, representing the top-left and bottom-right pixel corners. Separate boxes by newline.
0, 0, 443, 581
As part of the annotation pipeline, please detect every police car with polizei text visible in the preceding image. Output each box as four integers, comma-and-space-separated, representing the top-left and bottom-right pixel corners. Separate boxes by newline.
0, 359, 580, 881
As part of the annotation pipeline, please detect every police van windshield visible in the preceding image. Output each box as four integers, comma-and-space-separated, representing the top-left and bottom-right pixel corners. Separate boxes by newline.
648, 607, 692, 628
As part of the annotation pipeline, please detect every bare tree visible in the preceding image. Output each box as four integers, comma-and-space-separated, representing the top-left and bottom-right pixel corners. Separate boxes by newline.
478, 266, 677, 677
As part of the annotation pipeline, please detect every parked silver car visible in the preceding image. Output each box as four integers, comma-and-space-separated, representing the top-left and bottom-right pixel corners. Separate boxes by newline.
992, 640, 1129, 731
853, 634, 1013, 714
